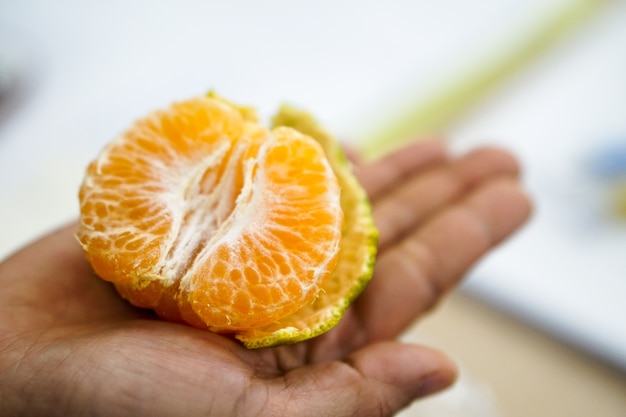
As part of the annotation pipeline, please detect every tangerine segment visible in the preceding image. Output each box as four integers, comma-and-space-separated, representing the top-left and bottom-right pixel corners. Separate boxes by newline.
181, 127, 343, 331
78, 98, 250, 288
236, 105, 378, 348
77, 96, 343, 332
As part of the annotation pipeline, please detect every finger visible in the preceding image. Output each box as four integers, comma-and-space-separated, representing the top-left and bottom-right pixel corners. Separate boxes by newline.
375, 147, 521, 251
355, 140, 448, 201
358, 178, 532, 341
269, 342, 456, 417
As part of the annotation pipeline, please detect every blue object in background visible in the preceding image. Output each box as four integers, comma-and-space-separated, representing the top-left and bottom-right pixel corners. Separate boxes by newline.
587, 139, 626, 179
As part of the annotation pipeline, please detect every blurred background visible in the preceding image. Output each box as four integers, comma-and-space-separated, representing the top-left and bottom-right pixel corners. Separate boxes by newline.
1, 1, 625, 416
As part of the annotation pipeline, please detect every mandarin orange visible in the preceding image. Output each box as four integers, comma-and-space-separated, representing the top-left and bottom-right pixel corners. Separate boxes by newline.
77, 94, 377, 347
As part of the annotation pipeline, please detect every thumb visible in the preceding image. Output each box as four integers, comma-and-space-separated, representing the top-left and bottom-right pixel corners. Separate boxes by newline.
267, 341, 457, 417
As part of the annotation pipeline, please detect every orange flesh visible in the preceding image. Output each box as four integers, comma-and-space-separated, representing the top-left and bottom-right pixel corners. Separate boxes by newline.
77, 97, 343, 332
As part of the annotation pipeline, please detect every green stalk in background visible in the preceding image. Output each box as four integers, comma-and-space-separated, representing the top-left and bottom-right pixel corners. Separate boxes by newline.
360, 0, 610, 160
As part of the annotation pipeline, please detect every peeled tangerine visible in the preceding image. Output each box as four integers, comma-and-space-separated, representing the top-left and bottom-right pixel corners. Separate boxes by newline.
77, 93, 378, 348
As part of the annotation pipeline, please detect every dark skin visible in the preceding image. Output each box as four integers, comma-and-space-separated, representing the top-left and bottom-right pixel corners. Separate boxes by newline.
0, 141, 531, 416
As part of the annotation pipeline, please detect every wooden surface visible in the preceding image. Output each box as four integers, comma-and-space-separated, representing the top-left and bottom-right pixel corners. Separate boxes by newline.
399, 292, 626, 417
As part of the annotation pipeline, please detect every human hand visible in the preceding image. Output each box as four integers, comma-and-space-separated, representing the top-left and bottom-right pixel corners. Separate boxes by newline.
0, 141, 531, 417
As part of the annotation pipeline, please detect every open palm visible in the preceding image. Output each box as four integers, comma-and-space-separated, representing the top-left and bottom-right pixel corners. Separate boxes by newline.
0, 141, 531, 417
